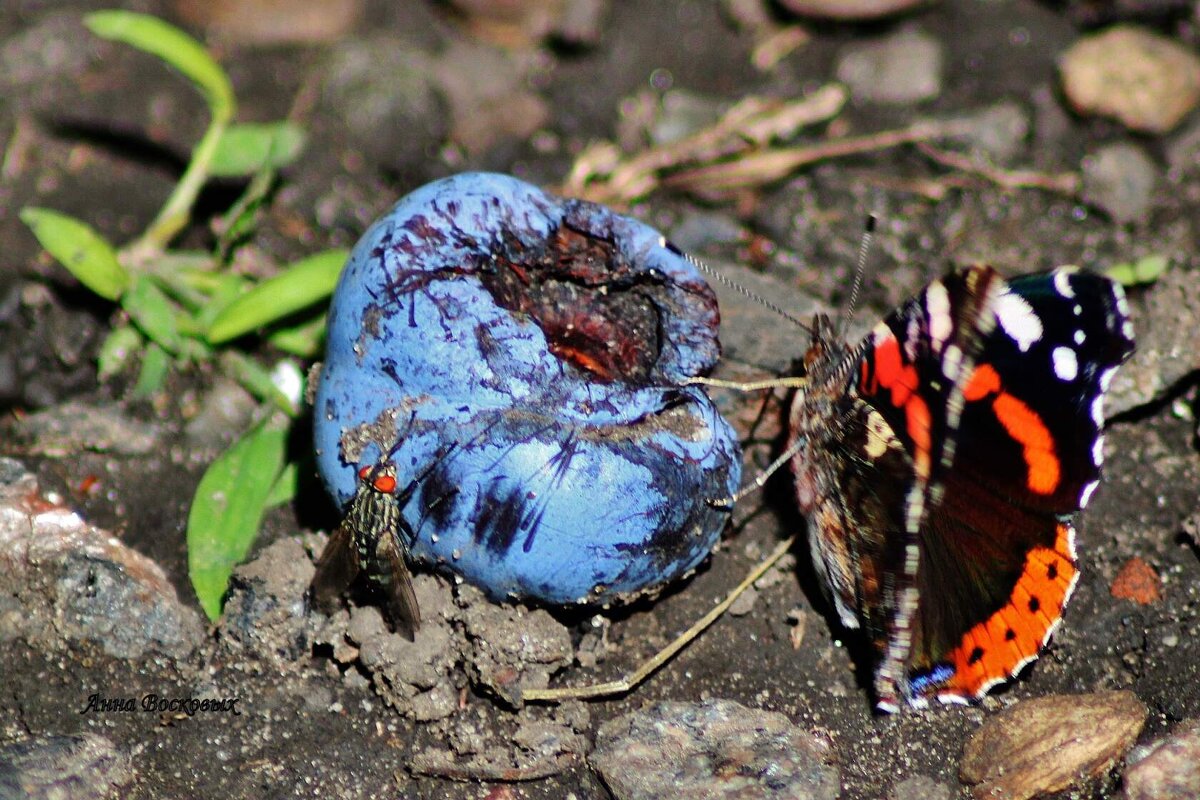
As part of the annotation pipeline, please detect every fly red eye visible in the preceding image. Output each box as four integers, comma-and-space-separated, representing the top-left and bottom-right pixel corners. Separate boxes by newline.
358, 466, 372, 481
372, 474, 398, 494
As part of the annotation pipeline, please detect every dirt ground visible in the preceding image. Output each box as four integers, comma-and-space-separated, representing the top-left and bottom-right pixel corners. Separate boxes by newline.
2, 1, 1199, 798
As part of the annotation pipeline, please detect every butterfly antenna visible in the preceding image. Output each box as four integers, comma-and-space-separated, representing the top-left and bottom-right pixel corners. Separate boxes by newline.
836, 214, 877, 341
664, 240, 812, 334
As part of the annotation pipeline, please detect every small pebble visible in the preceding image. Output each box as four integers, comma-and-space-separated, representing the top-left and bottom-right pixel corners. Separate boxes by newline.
0, 733, 133, 800
592, 699, 840, 800
1081, 143, 1158, 225
889, 774, 951, 800
0, 458, 203, 659
1109, 556, 1162, 605
835, 28, 944, 105
1123, 719, 1200, 800
779, 0, 934, 20
959, 690, 1147, 800
1060, 25, 1200, 134
1106, 266, 1200, 415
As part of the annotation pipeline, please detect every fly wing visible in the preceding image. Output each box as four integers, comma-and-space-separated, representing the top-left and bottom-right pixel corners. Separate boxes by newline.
377, 528, 421, 640
308, 520, 360, 612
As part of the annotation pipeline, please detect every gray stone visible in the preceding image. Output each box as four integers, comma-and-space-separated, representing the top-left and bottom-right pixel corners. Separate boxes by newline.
835, 28, 944, 105
1106, 265, 1200, 416
1081, 143, 1158, 225
0, 458, 203, 660
889, 774, 951, 800
592, 698, 840, 800
1123, 719, 1200, 800
0, 733, 133, 800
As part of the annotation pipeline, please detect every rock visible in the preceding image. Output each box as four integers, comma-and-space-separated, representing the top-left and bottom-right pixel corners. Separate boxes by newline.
780, 0, 935, 20
0, 457, 203, 660
1123, 719, 1200, 800
319, 36, 447, 173
890, 775, 951, 800
835, 28, 944, 106
432, 40, 549, 156
946, 101, 1032, 166
174, 0, 363, 45
1081, 143, 1158, 225
0, 733, 133, 800
959, 690, 1147, 800
1106, 265, 1200, 415
11, 401, 162, 456
1110, 557, 1161, 605
341, 576, 462, 722
409, 702, 588, 781
217, 536, 316, 673
1060, 25, 1200, 134
592, 698, 840, 800
1166, 117, 1200, 175
446, 0, 607, 49
458, 583, 573, 707
182, 377, 258, 453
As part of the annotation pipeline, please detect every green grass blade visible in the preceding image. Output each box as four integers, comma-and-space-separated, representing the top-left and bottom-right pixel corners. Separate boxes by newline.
187, 417, 290, 621
84, 10, 234, 119
210, 122, 306, 177
131, 342, 171, 398
268, 312, 327, 358
206, 249, 348, 344
19, 207, 131, 301
1106, 254, 1169, 287
97, 324, 144, 381
121, 275, 183, 353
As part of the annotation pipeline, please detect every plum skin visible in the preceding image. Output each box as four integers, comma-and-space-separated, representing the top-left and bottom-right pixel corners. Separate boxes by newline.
313, 172, 741, 605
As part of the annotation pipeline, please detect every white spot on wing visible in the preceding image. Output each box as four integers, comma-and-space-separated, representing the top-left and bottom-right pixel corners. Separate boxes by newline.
926, 281, 952, 351
1052, 346, 1078, 381
1074, 329, 1086, 345
943, 343, 962, 382
1081, 480, 1098, 507
1099, 367, 1115, 392
1053, 269, 1076, 298
996, 290, 1043, 352
1092, 437, 1104, 466
1091, 394, 1105, 426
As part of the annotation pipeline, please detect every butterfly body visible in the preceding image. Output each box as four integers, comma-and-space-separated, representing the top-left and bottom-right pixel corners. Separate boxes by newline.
788, 265, 1134, 711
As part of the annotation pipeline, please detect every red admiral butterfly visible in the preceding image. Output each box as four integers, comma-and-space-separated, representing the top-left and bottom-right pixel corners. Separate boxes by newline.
788, 264, 1134, 711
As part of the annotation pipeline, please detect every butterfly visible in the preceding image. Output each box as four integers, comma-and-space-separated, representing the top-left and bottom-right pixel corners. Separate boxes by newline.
786, 264, 1134, 711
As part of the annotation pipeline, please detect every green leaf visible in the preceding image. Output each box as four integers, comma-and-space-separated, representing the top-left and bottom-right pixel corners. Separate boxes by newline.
19, 207, 131, 301
131, 342, 171, 398
1106, 254, 1169, 287
264, 461, 299, 509
221, 351, 298, 416
187, 417, 290, 621
85, 11, 234, 120
206, 249, 348, 344
210, 122, 306, 178
268, 312, 326, 358
192, 273, 251, 331
121, 275, 183, 353
97, 324, 143, 381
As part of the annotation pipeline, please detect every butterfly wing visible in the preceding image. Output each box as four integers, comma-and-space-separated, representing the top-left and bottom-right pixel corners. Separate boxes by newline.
849, 265, 1006, 709
905, 267, 1134, 704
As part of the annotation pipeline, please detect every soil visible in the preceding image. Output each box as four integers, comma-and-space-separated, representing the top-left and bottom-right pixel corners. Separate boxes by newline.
2, 1, 1199, 799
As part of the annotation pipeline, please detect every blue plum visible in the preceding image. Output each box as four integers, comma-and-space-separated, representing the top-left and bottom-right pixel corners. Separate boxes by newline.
312, 172, 741, 607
